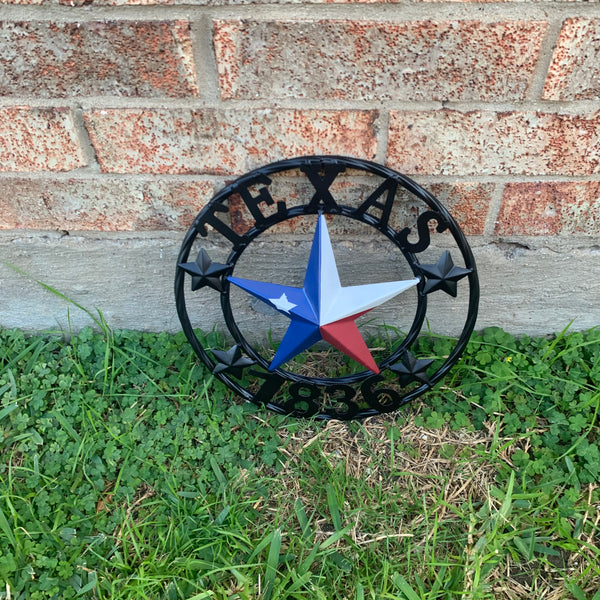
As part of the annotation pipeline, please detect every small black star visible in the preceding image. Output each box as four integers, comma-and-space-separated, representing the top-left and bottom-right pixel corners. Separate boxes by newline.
390, 351, 434, 386
212, 345, 255, 378
178, 249, 230, 292
417, 251, 471, 297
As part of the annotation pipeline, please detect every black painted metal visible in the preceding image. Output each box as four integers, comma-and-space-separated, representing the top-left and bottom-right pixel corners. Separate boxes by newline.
175, 156, 480, 420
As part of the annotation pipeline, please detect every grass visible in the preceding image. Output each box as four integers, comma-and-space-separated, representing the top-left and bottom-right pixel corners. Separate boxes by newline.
0, 320, 599, 599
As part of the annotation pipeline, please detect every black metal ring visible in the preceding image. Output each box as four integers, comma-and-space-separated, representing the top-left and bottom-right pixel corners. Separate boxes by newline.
175, 156, 479, 420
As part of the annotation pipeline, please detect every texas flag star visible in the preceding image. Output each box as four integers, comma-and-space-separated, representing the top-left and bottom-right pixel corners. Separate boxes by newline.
269, 293, 297, 313
229, 215, 420, 374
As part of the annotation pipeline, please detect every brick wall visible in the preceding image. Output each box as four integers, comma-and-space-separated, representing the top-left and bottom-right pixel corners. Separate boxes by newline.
0, 2, 599, 333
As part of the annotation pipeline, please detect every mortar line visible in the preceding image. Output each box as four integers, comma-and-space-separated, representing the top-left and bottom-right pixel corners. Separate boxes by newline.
191, 16, 222, 104
71, 105, 100, 172
0, 227, 595, 239
1, 97, 599, 114
482, 180, 505, 237
526, 15, 565, 101
0, 170, 598, 184
375, 109, 390, 165
197, 5, 600, 21
1, 3, 600, 23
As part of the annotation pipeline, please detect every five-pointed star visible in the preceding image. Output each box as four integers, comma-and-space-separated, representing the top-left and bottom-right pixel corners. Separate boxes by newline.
229, 215, 420, 374
270, 293, 297, 313
179, 248, 230, 291
417, 250, 471, 297
390, 351, 434, 386
212, 345, 255, 378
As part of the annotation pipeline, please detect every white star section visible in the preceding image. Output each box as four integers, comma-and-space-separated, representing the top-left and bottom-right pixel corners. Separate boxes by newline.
313, 215, 420, 326
269, 293, 297, 313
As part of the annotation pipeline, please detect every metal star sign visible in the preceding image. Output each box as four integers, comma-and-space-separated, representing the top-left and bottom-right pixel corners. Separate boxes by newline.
212, 345, 255, 378
418, 250, 471, 297
179, 248, 230, 292
390, 351, 434, 386
229, 215, 419, 374
175, 156, 479, 420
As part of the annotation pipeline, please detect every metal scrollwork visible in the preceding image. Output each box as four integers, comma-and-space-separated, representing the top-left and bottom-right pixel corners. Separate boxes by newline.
175, 156, 479, 420
360, 376, 404, 414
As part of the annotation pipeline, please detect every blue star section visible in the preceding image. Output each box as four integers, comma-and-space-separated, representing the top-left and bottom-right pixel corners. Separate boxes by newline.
303, 215, 329, 318
270, 319, 323, 370
228, 277, 322, 370
417, 250, 471, 297
227, 278, 318, 324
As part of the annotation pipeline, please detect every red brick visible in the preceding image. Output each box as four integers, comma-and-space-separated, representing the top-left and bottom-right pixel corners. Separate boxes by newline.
0, 108, 85, 172
0, 178, 213, 231
427, 183, 493, 235
543, 18, 600, 101
0, 21, 198, 98
214, 19, 545, 102
85, 109, 379, 175
388, 109, 600, 176
495, 182, 600, 236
